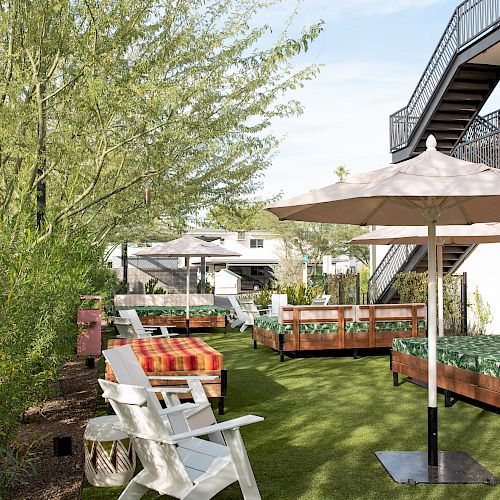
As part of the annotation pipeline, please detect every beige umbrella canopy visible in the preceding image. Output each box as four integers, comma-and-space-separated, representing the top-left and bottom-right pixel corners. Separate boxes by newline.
268, 139, 500, 226
350, 223, 500, 245
136, 235, 240, 324
268, 135, 500, 476
350, 223, 500, 338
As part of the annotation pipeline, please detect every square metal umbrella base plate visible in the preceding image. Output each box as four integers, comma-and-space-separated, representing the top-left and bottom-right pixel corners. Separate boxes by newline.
375, 451, 498, 485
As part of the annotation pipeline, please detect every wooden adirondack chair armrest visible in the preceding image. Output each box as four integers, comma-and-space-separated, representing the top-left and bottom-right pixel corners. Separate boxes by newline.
146, 387, 193, 395
164, 415, 264, 444
148, 375, 219, 381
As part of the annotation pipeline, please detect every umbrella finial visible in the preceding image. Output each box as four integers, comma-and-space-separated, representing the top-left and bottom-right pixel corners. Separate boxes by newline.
426, 135, 437, 151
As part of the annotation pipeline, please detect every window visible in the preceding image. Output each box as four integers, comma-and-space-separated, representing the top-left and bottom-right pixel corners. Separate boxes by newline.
251, 266, 265, 276
250, 238, 264, 248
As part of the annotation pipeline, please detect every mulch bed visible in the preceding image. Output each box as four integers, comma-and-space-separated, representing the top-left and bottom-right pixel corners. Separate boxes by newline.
8, 359, 100, 500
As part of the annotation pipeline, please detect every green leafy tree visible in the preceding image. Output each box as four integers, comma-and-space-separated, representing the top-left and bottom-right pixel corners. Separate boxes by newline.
335, 164, 350, 181
0, 0, 323, 244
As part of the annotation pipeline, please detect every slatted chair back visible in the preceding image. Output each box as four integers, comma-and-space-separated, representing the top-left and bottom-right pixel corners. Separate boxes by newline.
239, 300, 261, 327
270, 294, 288, 316
311, 295, 331, 306
228, 295, 246, 325
98, 379, 195, 498
118, 309, 150, 337
112, 317, 136, 338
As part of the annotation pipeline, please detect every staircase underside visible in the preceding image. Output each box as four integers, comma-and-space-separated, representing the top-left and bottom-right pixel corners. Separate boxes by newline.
378, 244, 477, 304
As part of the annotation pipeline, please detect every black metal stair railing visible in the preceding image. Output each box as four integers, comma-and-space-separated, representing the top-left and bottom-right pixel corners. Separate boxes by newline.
452, 128, 500, 166
460, 113, 499, 143
390, 0, 500, 152
367, 244, 418, 304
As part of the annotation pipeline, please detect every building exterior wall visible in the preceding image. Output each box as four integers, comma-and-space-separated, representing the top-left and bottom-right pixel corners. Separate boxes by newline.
457, 243, 500, 335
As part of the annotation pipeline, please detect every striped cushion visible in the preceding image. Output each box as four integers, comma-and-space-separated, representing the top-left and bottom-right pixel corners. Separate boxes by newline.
106, 337, 223, 372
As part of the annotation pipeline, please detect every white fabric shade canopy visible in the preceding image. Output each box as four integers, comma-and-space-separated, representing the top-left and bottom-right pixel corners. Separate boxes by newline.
136, 235, 241, 321
350, 223, 500, 245
268, 140, 500, 226
267, 135, 500, 468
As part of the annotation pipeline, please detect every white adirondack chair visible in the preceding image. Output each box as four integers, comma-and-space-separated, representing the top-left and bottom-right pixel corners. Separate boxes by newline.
239, 299, 265, 332
269, 294, 288, 316
312, 295, 331, 306
99, 379, 263, 500
118, 309, 177, 338
103, 345, 224, 445
112, 317, 136, 338
228, 295, 246, 329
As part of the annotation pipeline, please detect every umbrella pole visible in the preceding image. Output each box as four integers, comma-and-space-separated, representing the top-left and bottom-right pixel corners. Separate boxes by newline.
186, 255, 190, 336
427, 221, 438, 467
437, 245, 444, 338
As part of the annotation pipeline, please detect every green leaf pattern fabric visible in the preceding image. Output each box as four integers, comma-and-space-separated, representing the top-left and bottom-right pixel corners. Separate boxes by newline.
254, 317, 425, 336
392, 336, 500, 378
376, 320, 426, 332
116, 305, 228, 317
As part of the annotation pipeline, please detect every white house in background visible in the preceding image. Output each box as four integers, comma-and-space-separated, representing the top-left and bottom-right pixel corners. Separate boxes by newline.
187, 228, 281, 290
106, 229, 283, 292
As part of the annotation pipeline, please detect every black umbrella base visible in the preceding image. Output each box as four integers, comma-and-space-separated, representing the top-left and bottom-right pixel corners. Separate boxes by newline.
375, 451, 498, 485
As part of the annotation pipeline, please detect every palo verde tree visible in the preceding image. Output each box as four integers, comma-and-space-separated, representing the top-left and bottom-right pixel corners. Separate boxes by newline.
0, 0, 323, 244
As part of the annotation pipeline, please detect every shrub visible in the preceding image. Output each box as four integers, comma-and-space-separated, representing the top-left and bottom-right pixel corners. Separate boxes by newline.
0, 224, 114, 456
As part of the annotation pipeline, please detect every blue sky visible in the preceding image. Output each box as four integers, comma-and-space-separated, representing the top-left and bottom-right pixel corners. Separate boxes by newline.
261, 0, 500, 198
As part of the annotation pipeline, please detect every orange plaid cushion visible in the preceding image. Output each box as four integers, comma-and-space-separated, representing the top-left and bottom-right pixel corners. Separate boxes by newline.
106, 337, 223, 372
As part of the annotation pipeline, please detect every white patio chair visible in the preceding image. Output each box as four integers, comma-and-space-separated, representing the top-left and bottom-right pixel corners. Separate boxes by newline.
269, 294, 288, 316
239, 299, 267, 332
118, 308, 177, 338
311, 294, 331, 306
103, 345, 224, 445
228, 295, 246, 329
99, 379, 263, 500
112, 316, 136, 338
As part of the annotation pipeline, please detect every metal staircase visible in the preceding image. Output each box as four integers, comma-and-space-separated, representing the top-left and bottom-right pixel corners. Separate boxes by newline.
391, 0, 500, 162
369, 0, 500, 304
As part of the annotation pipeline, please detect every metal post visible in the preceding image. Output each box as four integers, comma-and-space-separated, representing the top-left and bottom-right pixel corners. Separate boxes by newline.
122, 242, 128, 287
201, 256, 206, 292
369, 225, 377, 275
437, 245, 444, 337
356, 273, 361, 305
427, 220, 438, 467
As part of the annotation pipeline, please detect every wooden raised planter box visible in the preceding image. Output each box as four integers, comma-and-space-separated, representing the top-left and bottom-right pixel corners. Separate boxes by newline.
253, 303, 426, 361
391, 350, 500, 409
140, 315, 227, 330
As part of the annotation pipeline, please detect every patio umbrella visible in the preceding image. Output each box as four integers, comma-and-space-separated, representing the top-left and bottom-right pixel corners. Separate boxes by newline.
350, 223, 500, 337
267, 135, 500, 483
136, 235, 240, 333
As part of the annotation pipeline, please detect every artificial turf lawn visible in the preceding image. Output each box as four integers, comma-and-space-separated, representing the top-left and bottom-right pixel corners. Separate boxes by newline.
82, 329, 500, 500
